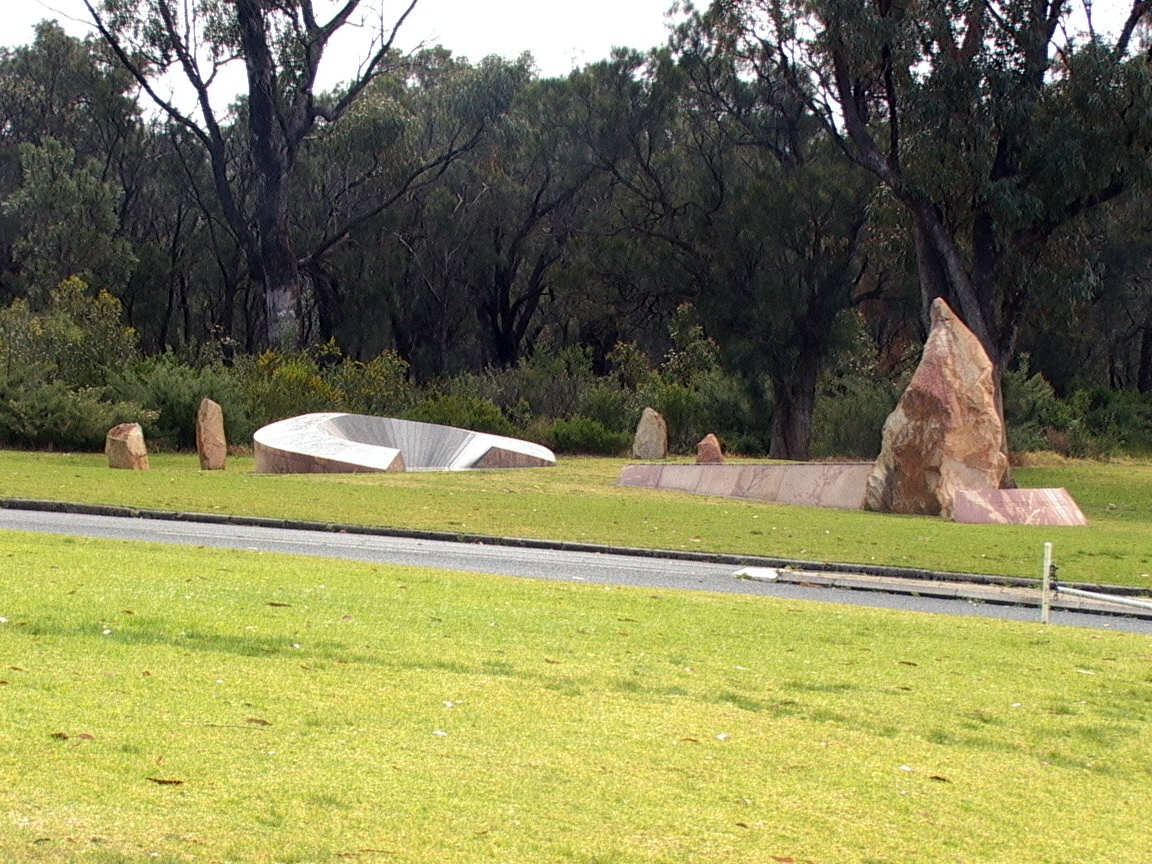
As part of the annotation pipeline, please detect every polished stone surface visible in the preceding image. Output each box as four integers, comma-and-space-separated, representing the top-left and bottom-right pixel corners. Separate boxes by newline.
254, 413, 556, 474
952, 488, 1088, 526
618, 462, 873, 509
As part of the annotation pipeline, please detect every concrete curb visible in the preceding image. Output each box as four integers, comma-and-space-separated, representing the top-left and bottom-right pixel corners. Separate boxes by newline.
4, 497, 1150, 619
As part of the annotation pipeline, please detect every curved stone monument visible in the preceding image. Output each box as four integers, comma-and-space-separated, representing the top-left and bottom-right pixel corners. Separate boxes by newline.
253, 413, 555, 474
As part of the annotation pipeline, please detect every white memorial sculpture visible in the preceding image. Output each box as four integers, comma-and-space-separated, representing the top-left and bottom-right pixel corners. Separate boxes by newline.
253, 413, 555, 473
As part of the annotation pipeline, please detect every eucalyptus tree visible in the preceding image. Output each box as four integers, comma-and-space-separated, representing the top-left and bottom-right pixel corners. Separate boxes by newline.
564, 46, 874, 459
700, 0, 1152, 395
83, 0, 421, 348
0, 22, 144, 305
291, 49, 533, 360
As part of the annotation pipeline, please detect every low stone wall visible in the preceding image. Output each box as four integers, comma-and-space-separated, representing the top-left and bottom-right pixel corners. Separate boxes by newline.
618, 462, 873, 510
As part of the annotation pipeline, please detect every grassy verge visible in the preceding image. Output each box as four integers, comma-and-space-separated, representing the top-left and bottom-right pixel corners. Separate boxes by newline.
1, 530, 1150, 863
3, 451, 1152, 587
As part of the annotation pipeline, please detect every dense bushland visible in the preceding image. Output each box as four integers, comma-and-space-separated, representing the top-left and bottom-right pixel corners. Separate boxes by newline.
1, 282, 1148, 460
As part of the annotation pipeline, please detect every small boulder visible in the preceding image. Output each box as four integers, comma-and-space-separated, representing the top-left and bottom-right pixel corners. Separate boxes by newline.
196, 398, 227, 470
105, 422, 149, 470
866, 298, 1007, 518
632, 407, 668, 460
696, 433, 724, 464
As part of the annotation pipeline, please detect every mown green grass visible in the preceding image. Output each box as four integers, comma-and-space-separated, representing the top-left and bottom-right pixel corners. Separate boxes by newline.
3, 451, 1152, 586
1, 531, 1150, 863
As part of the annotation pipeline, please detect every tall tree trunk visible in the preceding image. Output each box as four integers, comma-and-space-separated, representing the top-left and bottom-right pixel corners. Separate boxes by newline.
769, 355, 821, 461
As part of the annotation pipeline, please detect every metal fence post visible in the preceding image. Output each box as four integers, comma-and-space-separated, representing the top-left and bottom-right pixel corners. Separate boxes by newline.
1041, 542, 1053, 625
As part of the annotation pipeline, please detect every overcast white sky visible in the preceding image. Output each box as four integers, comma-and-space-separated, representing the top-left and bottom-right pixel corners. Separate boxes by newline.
4, 0, 684, 81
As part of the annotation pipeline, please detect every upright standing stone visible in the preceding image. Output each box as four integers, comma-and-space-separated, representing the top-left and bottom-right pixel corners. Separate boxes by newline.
196, 398, 227, 470
632, 407, 668, 460
696, 433, 724, 464
105, 422, 150, 470
866, 298, 1007, 518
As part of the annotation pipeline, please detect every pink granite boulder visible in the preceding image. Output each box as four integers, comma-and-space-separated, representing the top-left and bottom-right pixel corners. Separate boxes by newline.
696, 433, 724, 464
866, 298, 1007, 518
196, 398, 227, 470
105, 422, 150, 470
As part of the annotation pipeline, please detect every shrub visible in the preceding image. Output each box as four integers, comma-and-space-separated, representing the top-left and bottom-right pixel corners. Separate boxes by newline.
447, 344, 598, 420
810, 374, 898, 459
405, 393, 515, 436
0, 276, 138, 389
539, 416, 630, 456
0, 372, 153, 451
111, 353, 254, 450
233, 351, 342, 430
1002, 359, 1074, 454
1065, 387, 1152, 458
326, 350, 415, 417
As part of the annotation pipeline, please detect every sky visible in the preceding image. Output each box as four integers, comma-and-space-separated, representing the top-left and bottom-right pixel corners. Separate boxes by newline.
3, 0, 685, 81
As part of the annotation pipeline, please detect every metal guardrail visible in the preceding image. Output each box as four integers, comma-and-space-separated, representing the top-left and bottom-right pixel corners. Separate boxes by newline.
1054, 585, 1152, 612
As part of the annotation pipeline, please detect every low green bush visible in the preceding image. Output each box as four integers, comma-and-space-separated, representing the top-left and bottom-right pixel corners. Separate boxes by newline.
233, 350, 342, 429
811, 374, 898, 459
405, 393, 516, 436
112, 353, 253, 450
539, 415, 630, 455
1065, 386, 1152, 458
0, 372, 152, 451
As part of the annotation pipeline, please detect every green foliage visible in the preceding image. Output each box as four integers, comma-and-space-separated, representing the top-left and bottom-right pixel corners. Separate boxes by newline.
1002, 358, 1076, 454
0, 277, 149, 450
232, 351, 342, 430
325, 349, 415, 417
810, 374, 898, 460
452, 344, 599, 420
810, 319, 903, 459
1065, 387, 1152, 459
234, 343, 416, 433
0, 371, 151, 451
111, 353, 254, 450
406, 393, 516, 436
3, 138, 137, 300
538, 415, 631, 455
574, 381, 645, 435
629, 310, 768, 454
0, 276, 139, 389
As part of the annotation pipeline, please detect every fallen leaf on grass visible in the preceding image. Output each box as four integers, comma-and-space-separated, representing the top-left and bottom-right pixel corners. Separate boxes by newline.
266, 602, 291, 608
147, 777, 185, 786
246, 718, 272, 726
50, 732, 69, 740
929, 775, 951, 783
898, 661, 918, 667
678, 737, 700, 744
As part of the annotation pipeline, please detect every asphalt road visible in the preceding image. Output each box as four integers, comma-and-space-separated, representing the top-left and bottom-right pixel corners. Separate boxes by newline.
2, 506, 1150, 634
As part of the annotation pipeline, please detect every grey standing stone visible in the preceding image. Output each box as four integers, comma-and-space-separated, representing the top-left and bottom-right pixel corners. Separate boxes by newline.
632, 407, 668, 460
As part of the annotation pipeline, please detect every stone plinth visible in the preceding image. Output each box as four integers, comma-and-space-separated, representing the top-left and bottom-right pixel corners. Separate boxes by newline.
105, 422, 149, 470
196, 398, 227, 470
952, 488, 1088, 526
253, 413, 555, 474
619, 462, 872, 510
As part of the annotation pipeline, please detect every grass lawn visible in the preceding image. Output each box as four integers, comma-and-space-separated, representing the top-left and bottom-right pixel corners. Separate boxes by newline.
1, 530, 1150, 863
2, 450, 1152, 587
